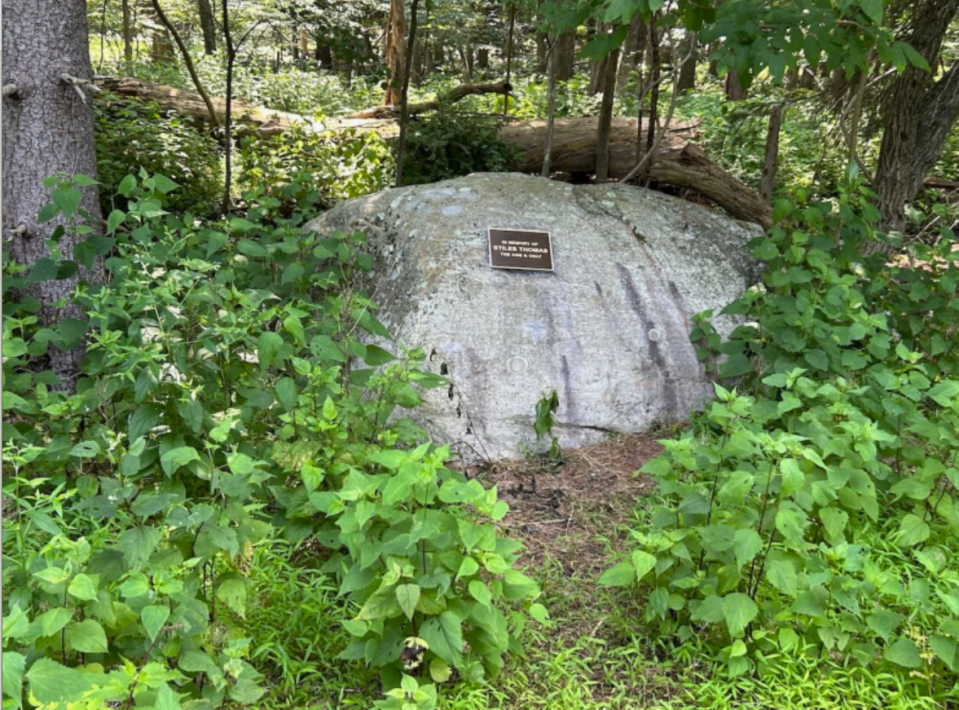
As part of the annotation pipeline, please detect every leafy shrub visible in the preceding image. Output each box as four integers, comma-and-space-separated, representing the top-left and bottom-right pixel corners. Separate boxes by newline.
601, 176, 959, 696
400, 111, 519, 186
94, 94, 223, 217
2, 174, 541, 709
237, 124, 392, 213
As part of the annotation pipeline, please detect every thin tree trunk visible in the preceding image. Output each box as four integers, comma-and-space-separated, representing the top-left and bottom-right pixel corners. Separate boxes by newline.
595, 47, 620, 181
554, 30, 575, 81
384, 0, 407, 105
542, 37, 557, 177
725, 68, 747, 101
222, 0, 235, 212
394, 0, 421, 187
503, 3, 515, 115
2, 0, 104, 387
151, 0, 220, 128
677, 34, 697, 93
122, 0, 134, 62
616, 13, 645, 95
643, 15, 661, 184
759, 103, 785, 201
198, 0, 217, 54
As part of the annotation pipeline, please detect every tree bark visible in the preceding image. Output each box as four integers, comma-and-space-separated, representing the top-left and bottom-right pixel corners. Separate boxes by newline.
198, 0, 217, 54
2, 0, 103, 387
221, 0, 235, 212
384, 0, 407, 105
725, 69, 747, 101
122, 0, 134, 62
875, 0, 959, 232
595, 47, 620, 180
677, 34, 697, 93
759, 103, 785, 201
554, 30, 576, 81
503, 3, 515, 115
394, 0, 421, 187
543, 36, 557, 176
616, 13, 645, 96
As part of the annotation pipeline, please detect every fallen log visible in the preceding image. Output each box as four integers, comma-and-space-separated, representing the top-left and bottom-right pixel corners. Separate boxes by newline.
94, 76, 772, 227
347, 80, 512, 119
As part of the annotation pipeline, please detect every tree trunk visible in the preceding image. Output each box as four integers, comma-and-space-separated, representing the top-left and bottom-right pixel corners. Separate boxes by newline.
2, 0, 103, 387
477, 47, 489, 69
616, 13, 645, 95
595, 47, 620, 180
198, 0, 216, 54
222, 0, 235, 213
725, 69, 747, 101
677, 34, 697, 93
554, 30, 576, 81
503, 3, 515, 115
298, 27, 310, 59
384, 0, 407, 105
875, 0, 959, 233
536, 32, 548, 73
316, 42, 333, 68
542, 37, 557, 176
122, 0, 134, 61
643, 15, 661, 184
152, 30, 175, 62
394, 0, 421, 187
759, 103, 785, 201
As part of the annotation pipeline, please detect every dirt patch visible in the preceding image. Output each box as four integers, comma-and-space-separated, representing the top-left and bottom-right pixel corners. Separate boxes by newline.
466, 430, 671, 574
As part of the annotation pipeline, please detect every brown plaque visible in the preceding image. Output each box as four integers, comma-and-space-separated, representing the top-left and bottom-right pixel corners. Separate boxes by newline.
488, 228, 554, 271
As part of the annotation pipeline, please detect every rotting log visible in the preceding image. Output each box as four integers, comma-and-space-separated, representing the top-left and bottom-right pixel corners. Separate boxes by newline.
347, 80, 512, 119
94, 76, 772, 227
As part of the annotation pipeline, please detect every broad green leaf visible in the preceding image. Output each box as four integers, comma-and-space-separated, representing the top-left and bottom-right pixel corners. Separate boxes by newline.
2, 651, 25, 707
896, 514, 930, 547
457, 557, 480, 580
37, 607, 73, 637
275, 377, 298, 412
733, 529, 763, 569
155, 682, 182, 710
67, 573, 98, 602
141, 605, 171, 641
118, 525, 162, 569
420, 611, 463, 666
929, 635, 958, 671
468, 580, 492, 609
429, 657, 452, 683
722, 593, 759, 638
819, 507, 849, 543
160, 446, 200, 476
396, 584, 421, 620
765, 555, 798, 597
631, 551, 658, 581
257, 331, 284, 371
884, 636, 922, 668
216, 577, 248, 617
867, 610, 903, 642
26, 659, 96, 705
65, 619, 108, 653
598, 562, 636, 587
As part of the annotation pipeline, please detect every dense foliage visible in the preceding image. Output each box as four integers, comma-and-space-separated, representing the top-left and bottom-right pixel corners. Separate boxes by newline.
1, 174, 542, 709
601, 178, 959, 700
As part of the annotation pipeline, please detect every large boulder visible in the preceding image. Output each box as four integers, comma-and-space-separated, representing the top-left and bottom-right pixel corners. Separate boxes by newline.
307, 173, 762, 461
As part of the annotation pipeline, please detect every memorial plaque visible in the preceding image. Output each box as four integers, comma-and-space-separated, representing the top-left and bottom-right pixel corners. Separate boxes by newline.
488, 228, 554, 271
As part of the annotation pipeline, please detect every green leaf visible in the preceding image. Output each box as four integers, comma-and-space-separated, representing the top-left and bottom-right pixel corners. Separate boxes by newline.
67, 573, 98, 602
396, 584, 421, 620
598, 561, 636, 587
858, 0, 883, 24
867, 610, 903, 642
26, 659, 96, 705
70, 441, 101, 458
896, 514, 930, 547
722, 593, 759, 638
117, 174, 137, 196
457, 557, 480, 580
884, 636, 922, 668
141, 605, 171, 641
930, 635, 958, 671
631, 551, 658, 581
65, 619, 108, 653
2, 651, 25, 706
429, 657, 452, 683
257, 331, 284, 371
529, 603, 550, 624
275, 377, 298, 412
780, 458, 805, 496
52, 187, 81, 218
118, 525, 162, 569
106, 209, 126, 234
819, 507, 849, 543
765, 555, 798, 597
733, 528, 763, 569
160, 446, 200, 476
155, 682, 182, 710
216, 576, 248, 617
468, 580, 492, 609
37, 607, 73, 637
420, 611, 463, 667
27, 258, 59, 282
928, 380, 959, 407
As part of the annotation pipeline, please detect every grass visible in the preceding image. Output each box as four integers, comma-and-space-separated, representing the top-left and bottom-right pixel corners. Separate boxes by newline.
231, 434, 956, 710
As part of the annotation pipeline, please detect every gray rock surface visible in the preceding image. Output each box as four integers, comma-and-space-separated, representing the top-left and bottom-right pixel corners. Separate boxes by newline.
307, 173, 762, 461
